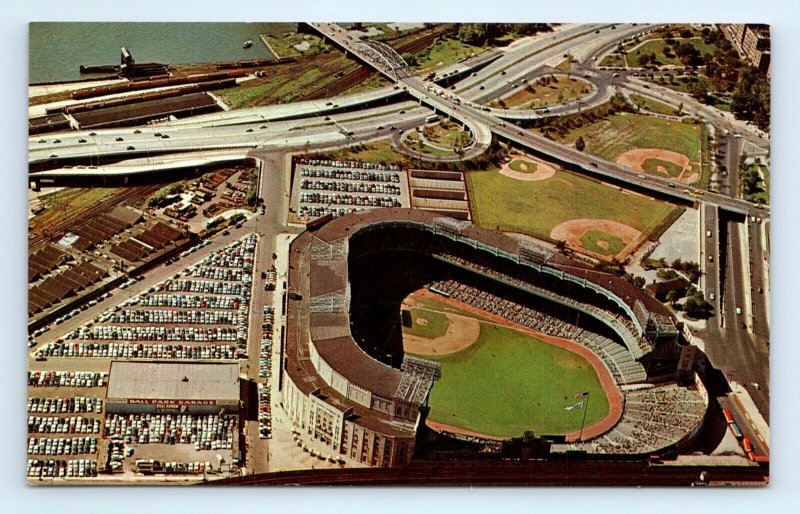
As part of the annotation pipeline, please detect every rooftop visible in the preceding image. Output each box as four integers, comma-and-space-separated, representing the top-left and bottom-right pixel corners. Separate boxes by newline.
107, 361, 240, 402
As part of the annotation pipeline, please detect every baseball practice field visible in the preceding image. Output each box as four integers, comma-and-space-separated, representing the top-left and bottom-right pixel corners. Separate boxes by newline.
466, 154, 680, 261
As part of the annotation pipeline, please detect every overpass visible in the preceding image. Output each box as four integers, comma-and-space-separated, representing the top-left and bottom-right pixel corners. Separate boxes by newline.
307, 23, 768, 219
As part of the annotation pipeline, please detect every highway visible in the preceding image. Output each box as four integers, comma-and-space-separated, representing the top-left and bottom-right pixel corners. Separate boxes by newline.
703, 215, 770, 418
309, 23, 769, 220
29, 102, 435, 167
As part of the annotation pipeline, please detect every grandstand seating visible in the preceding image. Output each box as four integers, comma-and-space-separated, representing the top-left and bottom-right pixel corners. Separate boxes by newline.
590, 384, 707, 454
427, 278, 648, 385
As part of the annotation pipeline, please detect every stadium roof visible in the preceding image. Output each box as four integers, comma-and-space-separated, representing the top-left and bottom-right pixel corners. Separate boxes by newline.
107, 361, 239, 402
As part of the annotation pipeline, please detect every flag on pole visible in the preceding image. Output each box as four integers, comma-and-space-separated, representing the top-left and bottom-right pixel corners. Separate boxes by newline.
564, 400, 585, 411
575, 391, 589, 398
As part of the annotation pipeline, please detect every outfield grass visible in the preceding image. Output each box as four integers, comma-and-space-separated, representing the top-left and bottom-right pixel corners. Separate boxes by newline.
560, 113, 702, 165
508, 159, 538, 173
466, 166, 679, 241
415, 37, 485, 72
579, 230, 626, 256
630, 94, 679, 116
492, 76, 591, 110
417, 321, 610, 437
403, 307, 451, 339
642, 158, 684, 178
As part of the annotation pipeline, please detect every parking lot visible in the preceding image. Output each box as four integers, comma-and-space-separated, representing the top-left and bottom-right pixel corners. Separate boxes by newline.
289, 159, 411, 222
27, 234, 259, 482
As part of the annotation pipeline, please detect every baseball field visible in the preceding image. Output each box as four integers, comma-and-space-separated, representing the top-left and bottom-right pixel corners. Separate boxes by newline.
465, 160, 679, 260
561, 113, 704, 183
403, 293, 612, 438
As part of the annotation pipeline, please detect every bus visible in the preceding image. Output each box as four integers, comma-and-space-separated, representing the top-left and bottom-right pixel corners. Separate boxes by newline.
730, 421, 743, 439
425, 114, 439, 124
722, 408, 734, 424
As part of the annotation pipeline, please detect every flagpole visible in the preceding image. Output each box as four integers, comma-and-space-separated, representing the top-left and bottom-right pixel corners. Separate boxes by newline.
578, 392, 590, 442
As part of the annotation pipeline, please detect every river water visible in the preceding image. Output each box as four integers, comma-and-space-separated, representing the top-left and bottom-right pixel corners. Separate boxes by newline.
29, 22, 298, 84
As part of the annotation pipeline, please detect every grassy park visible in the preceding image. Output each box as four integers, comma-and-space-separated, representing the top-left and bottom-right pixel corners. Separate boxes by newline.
492, 76, 592, 109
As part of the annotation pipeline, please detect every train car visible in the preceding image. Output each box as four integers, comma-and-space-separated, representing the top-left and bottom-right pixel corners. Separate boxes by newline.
730, 421, 743, 439
722, 408, 734, 424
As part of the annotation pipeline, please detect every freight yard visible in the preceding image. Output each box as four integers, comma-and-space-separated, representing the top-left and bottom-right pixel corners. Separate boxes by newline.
24, 19, 772, 489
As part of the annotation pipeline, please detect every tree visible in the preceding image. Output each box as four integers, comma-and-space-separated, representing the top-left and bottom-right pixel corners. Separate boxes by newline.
555, 240, 567, 252
666, 290, 681, 305
575, 136, 586, 152
457, 23, 490, 45
731, 68, 770, 131
401, 52, 417, 67
684, 287, 713, 318
687, 78, 710, 103
638, 53, 650, 66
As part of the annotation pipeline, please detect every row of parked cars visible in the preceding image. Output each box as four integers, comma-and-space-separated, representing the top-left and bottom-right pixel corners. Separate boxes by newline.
299, 167, 401, 183
165, 279, 247, 296
258, 385, 272, 440
298, 158, 401, 172
28, 371, 107, 388
27, 437, 97, 456
259, 306, 274, 380
28, 416, 101, 434
190, 267, 247, 282
28, 459, 97, 478
177, 239, 212, 260
299, 192, 402, 208
36, 342, 239, 360
134, 460, 214, 475
109, 309, 239, 325
52, 292, 113, 326
28, 396, 103, 414
300, 179, 401, 195
81, 325, 242, 342
104, 414, 235, 449
299, 205, 355, 219
138, 294, 241, 309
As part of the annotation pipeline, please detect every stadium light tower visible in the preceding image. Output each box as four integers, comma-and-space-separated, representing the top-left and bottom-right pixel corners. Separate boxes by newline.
577, 391, 590, 441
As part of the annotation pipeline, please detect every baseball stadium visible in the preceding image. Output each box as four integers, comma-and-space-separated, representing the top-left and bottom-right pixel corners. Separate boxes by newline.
281, 208, 710, 467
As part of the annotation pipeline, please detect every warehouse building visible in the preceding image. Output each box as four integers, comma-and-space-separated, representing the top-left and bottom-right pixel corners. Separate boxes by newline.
106, 361, 241, 414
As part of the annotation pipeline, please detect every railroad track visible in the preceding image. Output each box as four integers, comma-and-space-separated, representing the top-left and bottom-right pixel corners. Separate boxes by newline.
29, 184, 161, 248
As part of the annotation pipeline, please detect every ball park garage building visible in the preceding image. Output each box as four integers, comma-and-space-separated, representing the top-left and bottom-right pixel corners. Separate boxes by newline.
282, 208, 709, 468
106, 361, 241, 415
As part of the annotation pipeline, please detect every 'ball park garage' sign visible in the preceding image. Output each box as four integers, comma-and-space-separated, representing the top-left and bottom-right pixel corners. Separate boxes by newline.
126, 398, 218, 411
